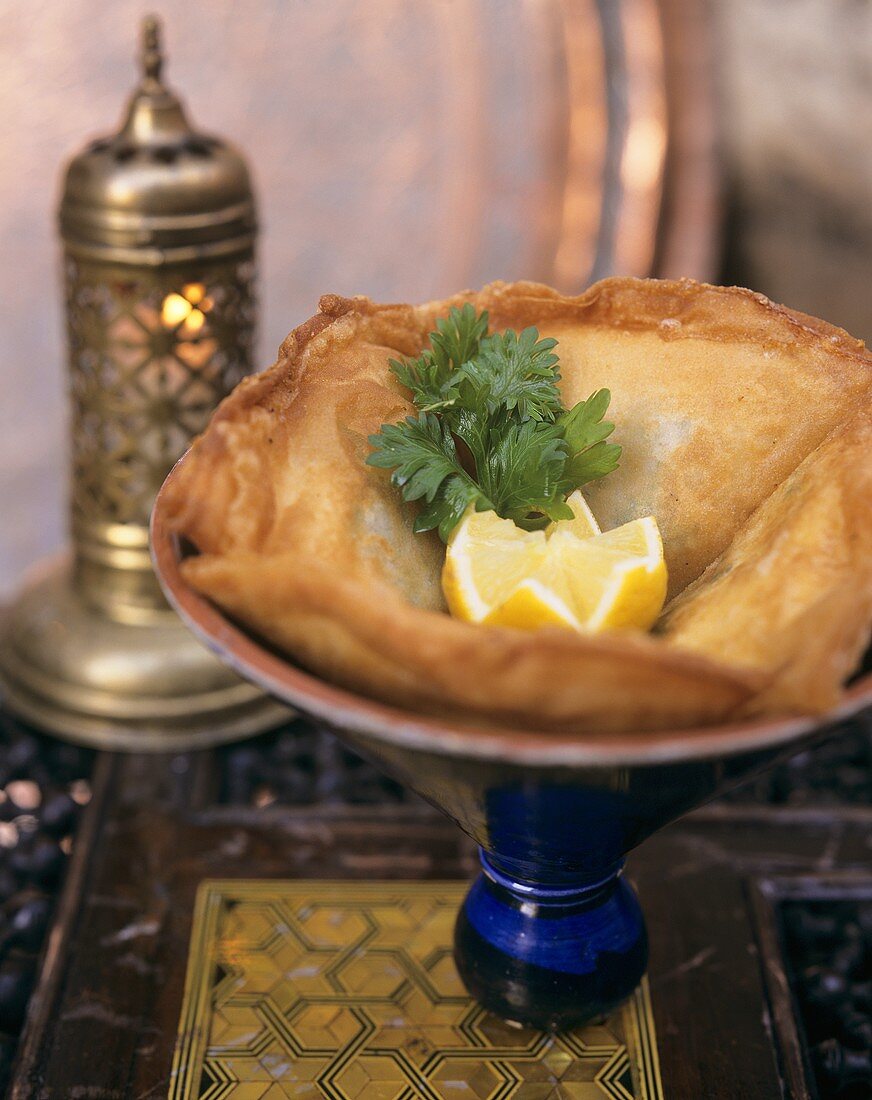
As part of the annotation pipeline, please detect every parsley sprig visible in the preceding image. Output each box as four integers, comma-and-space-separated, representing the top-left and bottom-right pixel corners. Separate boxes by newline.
367, 305, 621, 540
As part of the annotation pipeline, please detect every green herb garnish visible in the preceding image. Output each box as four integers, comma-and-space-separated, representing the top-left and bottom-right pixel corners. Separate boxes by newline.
367, 305, 620, 541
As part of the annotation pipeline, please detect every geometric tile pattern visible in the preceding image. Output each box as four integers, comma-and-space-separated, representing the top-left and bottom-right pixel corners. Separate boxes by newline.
64, 254, 255, 529
169, 881, 664, 1100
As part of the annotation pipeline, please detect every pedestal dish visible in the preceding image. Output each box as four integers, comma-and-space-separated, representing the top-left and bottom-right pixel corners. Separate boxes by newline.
151, 474, 871, 1029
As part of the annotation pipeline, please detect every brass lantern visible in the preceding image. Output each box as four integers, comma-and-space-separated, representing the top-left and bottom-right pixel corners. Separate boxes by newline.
0, 16, 287, 748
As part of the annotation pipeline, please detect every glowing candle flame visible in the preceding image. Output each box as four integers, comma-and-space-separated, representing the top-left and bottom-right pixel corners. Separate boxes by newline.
182, 282, 205, 305
160, 284, 210, 333
161, 292, 191, 328
183, 309, 206, 334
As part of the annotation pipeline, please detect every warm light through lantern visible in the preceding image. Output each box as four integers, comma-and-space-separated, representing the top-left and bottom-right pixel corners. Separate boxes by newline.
160, 283, 212, 335
161, 292, 190, 327
182, 282, 205, 304
183, 309, 206, 335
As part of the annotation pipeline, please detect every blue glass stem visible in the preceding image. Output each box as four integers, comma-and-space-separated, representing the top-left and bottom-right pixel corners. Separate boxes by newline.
453, 849, 647, 1030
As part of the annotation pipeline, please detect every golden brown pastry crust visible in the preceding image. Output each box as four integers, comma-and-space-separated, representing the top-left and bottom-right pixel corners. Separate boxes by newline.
661, 408, 872, 714
163, 277, 872, 732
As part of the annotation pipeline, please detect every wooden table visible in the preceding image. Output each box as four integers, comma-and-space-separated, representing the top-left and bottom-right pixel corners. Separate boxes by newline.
9, 736, 871, 1099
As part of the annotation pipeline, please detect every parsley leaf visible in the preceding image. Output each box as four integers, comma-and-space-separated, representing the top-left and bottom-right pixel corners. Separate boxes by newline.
559, 388, 622, 487
388, 303, 488, 413
415, 475, 487, 541
453, 328, 563, 423
480, 420, 575, 529
388, 354, 453, 413
367, 413, 492, 540
430, 303, 489, 376
368, 308, 621, 540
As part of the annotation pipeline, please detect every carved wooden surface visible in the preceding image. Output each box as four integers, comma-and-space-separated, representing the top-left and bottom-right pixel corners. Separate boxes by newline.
10, 748, 872, 1099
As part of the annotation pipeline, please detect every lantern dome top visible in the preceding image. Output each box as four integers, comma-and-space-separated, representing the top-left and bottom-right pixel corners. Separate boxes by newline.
59, 15, 256, 264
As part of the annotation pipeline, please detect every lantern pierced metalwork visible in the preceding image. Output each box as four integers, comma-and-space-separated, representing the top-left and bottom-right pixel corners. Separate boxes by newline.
0, 16, 286, 748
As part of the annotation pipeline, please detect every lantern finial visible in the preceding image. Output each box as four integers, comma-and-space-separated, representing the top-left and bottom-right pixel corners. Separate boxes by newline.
140, 14, 164, 86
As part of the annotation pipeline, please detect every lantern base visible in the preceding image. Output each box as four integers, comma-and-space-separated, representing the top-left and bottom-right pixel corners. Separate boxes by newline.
0, 555, 289, 751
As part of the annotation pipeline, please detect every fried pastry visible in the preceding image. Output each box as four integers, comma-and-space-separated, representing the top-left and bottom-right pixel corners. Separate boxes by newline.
162, 278, 872, 732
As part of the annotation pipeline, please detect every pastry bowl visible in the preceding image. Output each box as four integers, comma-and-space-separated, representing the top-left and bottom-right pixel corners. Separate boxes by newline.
151, 466, 872, 1030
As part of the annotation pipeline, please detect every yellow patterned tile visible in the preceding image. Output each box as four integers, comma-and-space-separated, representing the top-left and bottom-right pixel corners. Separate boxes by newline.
333, 1055, 411, 1100
433, 1057, 510, 1098
222, 1085, 277, 1100
424, 950, 467, 999
334, 951, 407, 998
291, 1004, 363, 1051
210, 1004, 264, 1050
295, 905, 370, 950
169, 881, 664, 1100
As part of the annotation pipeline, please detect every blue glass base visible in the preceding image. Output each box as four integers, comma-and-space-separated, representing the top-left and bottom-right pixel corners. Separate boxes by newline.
453, 851, 647, 1030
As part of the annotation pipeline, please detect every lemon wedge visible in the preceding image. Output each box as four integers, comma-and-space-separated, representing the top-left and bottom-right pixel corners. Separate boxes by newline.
549, 520, 667, 632
484, 546, 583, 630
443, 503, 667, 634
548, 488, 600, 540
442, 508, 547, 623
